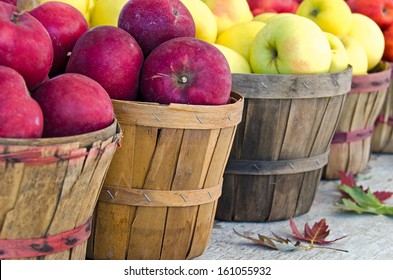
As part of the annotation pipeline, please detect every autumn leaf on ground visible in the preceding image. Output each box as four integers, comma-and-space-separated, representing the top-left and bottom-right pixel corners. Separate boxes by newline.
338, 171, 393, 203
337, 185, 393, 216
233, 229, 302, 252
289, 217, 347, 246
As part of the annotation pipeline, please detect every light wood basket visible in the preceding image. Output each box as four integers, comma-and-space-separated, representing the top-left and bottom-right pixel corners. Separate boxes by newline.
324, 61, 391, 179
216, 67, 352, 222
0, 121, 121, 259
371, 62, 393, 153
87, 93, 244, 260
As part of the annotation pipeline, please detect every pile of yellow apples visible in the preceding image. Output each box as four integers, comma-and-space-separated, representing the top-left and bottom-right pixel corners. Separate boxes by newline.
32, 0, 384, 77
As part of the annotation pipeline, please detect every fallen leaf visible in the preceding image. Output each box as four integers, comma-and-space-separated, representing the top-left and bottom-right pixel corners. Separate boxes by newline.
233, 229, 302, 252
337, 185, 393, 216
290, 217, 347, 245
338, 170, 356, 187
338, 171, 393, 203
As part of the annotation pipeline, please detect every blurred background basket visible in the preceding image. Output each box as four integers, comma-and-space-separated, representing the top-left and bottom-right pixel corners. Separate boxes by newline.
87, 93, 243, 260
0, 120, 121, 260
371, 62, 393, 153
216, 67, 352, 222
324, 61, 391, 179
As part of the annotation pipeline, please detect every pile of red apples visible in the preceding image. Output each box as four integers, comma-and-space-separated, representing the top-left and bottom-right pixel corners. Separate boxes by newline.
0, 0, 232, 139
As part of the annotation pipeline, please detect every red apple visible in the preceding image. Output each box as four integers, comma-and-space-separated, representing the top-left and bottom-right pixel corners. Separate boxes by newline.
66, 26, 143, 101
346, 0, 393, 30
0, 65, 44, 138
248, 0, 299, 15
118, 0, 195, 56
140, 37, 231, 105
0, 2, 53, 90
0, 0, 16, 5
383, 23, 393, 61
29, 1, 88, 77
31, 73, 114, 137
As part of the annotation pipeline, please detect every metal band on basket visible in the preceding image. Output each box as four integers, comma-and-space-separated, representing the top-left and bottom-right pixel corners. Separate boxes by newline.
331, 127, 374, 144
224, 150, 330, 176
99, 180, 223, 207
0, 218, 92, 259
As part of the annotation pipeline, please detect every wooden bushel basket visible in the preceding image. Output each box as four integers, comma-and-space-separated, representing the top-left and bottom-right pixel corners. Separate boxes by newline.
371, 62, 393, 153
324, 62, 391, 179
215, 67, 352, 222
0, 121, 121, 260
87, 93, 243, 260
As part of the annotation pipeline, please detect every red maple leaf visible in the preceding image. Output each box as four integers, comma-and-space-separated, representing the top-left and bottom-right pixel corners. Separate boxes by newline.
338, 170, 357, 187
338, 170, 393, 203
290, 217, 347, 245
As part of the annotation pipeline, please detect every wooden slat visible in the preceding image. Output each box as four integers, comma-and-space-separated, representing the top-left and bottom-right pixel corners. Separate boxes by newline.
160, 129, 219, 260
372, 84, 393, 152
187, 126, 237, 258
126, 128, 183, 260
92, 124, 156, 260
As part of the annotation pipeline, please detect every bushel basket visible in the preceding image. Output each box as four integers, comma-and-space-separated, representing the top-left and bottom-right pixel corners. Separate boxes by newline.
216, 67, 352, 222
324, 61, 391, 179
371, 62, 393, 153
87, 93, 244, 260
0, 120, 121, 260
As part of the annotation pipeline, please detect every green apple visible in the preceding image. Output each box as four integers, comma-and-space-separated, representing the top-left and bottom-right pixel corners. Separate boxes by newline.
249, 14, 332, 74
346, 13, 385, 71
296, 0, 352, 35
324, 32, 349, 73
337, 35, 368, 75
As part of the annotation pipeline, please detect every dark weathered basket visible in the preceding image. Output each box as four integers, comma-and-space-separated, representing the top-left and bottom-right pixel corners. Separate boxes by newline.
371, 62, 393, 153
87, 93, 244, 260
324, 61, 391, 179
216, 67, 352, 222
0, 121, 121, 260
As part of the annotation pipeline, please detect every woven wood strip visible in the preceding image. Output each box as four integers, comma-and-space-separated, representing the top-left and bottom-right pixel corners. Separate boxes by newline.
349, 63, 391, 94
231, 67, 352, 99
224, 150, 330, 176
112, 93, 243, 129
98, 180, 222, 207
0, 218, 91, 259
375, 115, 393, 126
332, 127, 374, 144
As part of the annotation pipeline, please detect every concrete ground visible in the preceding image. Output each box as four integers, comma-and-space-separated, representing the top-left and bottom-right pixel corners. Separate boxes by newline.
197, 153, 393, 260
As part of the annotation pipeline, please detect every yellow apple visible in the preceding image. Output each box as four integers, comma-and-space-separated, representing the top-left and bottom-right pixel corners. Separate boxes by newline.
201, 0, 253, 35
40, 0, 92, 20
180, 0, 217, 43
212, 44, 252, 74
346, 13, 385, 71
215, 21, 265, 61
265, 13, 296, 23
90, 0, 128, 27
324, 32, 349, 73
338, 35, 368, 75
253, 12, 277, 23
296, 0, 352, 35
249, 15, 331, 74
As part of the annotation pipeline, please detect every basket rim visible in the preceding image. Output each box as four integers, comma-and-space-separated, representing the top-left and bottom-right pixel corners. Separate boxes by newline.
111, 92, 244, 129
231, 65, 353, 99
0, 119, 120, 147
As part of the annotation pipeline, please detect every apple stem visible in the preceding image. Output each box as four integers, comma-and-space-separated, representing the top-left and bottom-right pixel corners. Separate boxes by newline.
310, 8, 319, 17
178, 75, 188, 84
10, 12, 24, 23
